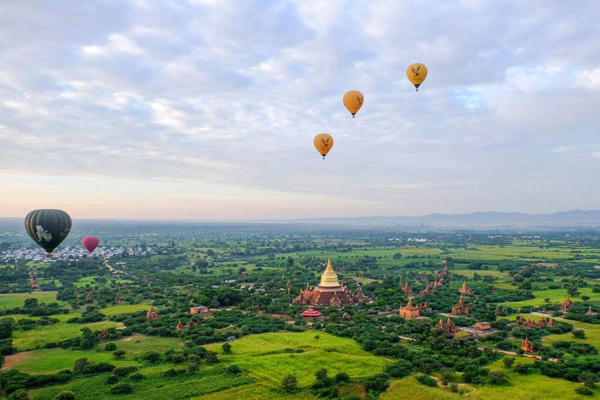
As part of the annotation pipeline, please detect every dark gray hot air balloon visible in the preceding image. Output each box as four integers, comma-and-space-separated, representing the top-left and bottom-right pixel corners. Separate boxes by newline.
24, 209, 72, 257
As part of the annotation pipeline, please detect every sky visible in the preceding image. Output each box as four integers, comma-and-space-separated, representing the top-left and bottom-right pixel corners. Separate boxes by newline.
1, 0, 600, 220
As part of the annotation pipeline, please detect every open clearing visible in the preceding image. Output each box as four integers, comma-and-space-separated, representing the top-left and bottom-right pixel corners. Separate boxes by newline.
0, 291, 62, 309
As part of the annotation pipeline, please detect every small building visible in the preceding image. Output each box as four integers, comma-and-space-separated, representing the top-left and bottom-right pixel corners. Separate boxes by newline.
475, 322, 491, 331
399, 298, 420, 319
175, 319, 184, 330
29, 277, 40, 289
436, 318, 459, 334
190, 306, 210, 315
586, 306, 598, 316
300, 308, 323, 318
227, 336, 236, 342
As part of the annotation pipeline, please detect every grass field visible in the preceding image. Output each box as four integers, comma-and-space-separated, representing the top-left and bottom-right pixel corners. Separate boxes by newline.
382, 359, 588, 400
205, 331, 392, 387
2, 348, 135, 374
0, 291, 62, 309
32, 364, 252, 400
100, 303, 152, 316
12, 320, 124, 350
501, 288, 599, 308
108, 334, 183, 356
193, 383, 320, 400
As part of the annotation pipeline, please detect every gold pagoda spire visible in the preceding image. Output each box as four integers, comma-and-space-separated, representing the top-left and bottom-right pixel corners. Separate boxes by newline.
319, 258, 341, 287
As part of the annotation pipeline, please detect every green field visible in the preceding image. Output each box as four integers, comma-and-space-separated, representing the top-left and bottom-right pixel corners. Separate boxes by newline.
205, 331, 392, 387
108, 335, 184, 356
32, 365, 252, 400
193, 383, 319, 400
2, 348, 135, 374
382, 359, 588, 400
13, 320, 124, 350
0, 291, 62, 309
502, 288, 599, 308
100, 303, 152, 316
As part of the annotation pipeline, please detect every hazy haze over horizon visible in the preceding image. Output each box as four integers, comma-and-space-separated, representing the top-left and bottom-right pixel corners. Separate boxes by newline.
1, 1, 599, 220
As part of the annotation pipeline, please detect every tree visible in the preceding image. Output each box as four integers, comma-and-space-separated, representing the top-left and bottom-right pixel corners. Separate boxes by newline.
503, 357, 515, 369
53, 392, 75, 400
581, 372, 598, 389
582, 296, 590, 301
572, 330, 586, 339
489, 372, 509, 385
287, 257, 294, 267
222, 343, 231, 354
281, 374, 298, 393
113, 350, 126, 359
79, 328, 97, 349
105, 343, 117, 351
416, 375, 437, 387
106, 375, 118, 384
315, 368, 328, 380
187, 361, 199, 374
393, 253, 403, 259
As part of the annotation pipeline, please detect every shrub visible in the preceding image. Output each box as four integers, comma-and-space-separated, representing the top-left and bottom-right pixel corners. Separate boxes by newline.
514, 364, 531, 374
139, 351, 161, 364
163, 368, 178, 377
10, 389, 29, 400
104, 343, 117, 351
386, 360, 413, 378
227, 365, 241, 374
489, 372, 509, 385
503, 357, 515, 369
572, 330, 586, 339
109, 383, 133, 395
171, 353, 185, 364
106, 375, 118, 384
335, 372, 350, 383
222, 343, 231, 354
112, 349, 126, 359
575, 387, 594, 396
281, 374, 298, 393
129, 373, 144, 381
315, 368, 328, 380
53, 391, 75, 400
112, 366, 138, 377
364, 373, 390, 394
416, 374, 438, 388
73, 358, 88, 374
187, 362, 199, 374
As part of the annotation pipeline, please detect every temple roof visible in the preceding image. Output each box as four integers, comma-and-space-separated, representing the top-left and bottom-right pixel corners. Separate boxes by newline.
319, 258, 341, 287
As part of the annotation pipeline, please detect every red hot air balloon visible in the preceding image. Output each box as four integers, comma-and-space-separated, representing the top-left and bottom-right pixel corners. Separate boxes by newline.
82, 237, 100, 254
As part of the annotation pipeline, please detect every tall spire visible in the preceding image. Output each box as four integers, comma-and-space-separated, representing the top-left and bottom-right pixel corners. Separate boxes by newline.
319, 258, 341, 287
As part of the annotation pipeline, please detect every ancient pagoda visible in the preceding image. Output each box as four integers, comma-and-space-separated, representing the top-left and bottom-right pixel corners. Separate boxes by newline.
459, 281, 474, 295
521, 337, 534, 353
452, 294, 469, 315
436, 318, 459, 334
561, 297, 573, 312
292, 259, 368, 308
146, 306, 160, 321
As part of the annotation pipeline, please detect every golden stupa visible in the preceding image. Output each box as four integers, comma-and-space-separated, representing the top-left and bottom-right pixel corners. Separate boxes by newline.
292, 258, 368, 308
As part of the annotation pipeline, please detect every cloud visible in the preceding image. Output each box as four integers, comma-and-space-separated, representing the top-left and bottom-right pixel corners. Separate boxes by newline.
1, 0, 600, 218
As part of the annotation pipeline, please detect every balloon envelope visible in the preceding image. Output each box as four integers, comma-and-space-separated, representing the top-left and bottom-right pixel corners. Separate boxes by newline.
407, 63, 428, 90
82, 236, 100, 253
314, 134, 334, 159
24, 209, 72, 256
343, 90, 364, 117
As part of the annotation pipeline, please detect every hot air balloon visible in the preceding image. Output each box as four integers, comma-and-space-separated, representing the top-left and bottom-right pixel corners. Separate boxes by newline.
82, 236, 100, 254
407, 63, 428, 91
343, 90, 364, 118
314, 133, 334, 159
24, 209, 72, 257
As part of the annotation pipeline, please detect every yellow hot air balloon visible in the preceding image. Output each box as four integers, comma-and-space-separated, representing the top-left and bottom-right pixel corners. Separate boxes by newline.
407, 63, 428, 91
343, 90, 364, 118
314, 133, 334, 159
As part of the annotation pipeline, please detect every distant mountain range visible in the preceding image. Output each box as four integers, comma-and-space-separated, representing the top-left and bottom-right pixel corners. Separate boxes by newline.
290, 210, 600, 227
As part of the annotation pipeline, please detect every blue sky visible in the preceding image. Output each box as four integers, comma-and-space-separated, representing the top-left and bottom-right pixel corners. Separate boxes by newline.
1, 0, 599, 220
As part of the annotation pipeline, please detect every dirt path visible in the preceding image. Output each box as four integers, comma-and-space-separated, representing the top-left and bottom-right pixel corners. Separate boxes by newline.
1, 351, 30, 371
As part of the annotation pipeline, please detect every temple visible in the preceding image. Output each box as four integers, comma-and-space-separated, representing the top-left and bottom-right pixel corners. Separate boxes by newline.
29, 277, 39, 289
561, 297, 573, 312
292, 259, 368, 307
451, 294, 469, 315
399, 298, 420, 318
401, 282, 413, 294
521, 337, 534, 353
459, 281, 474, 295
586, 306, 597, 316
436, 318, 459, 334
146, 306, 160, 321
